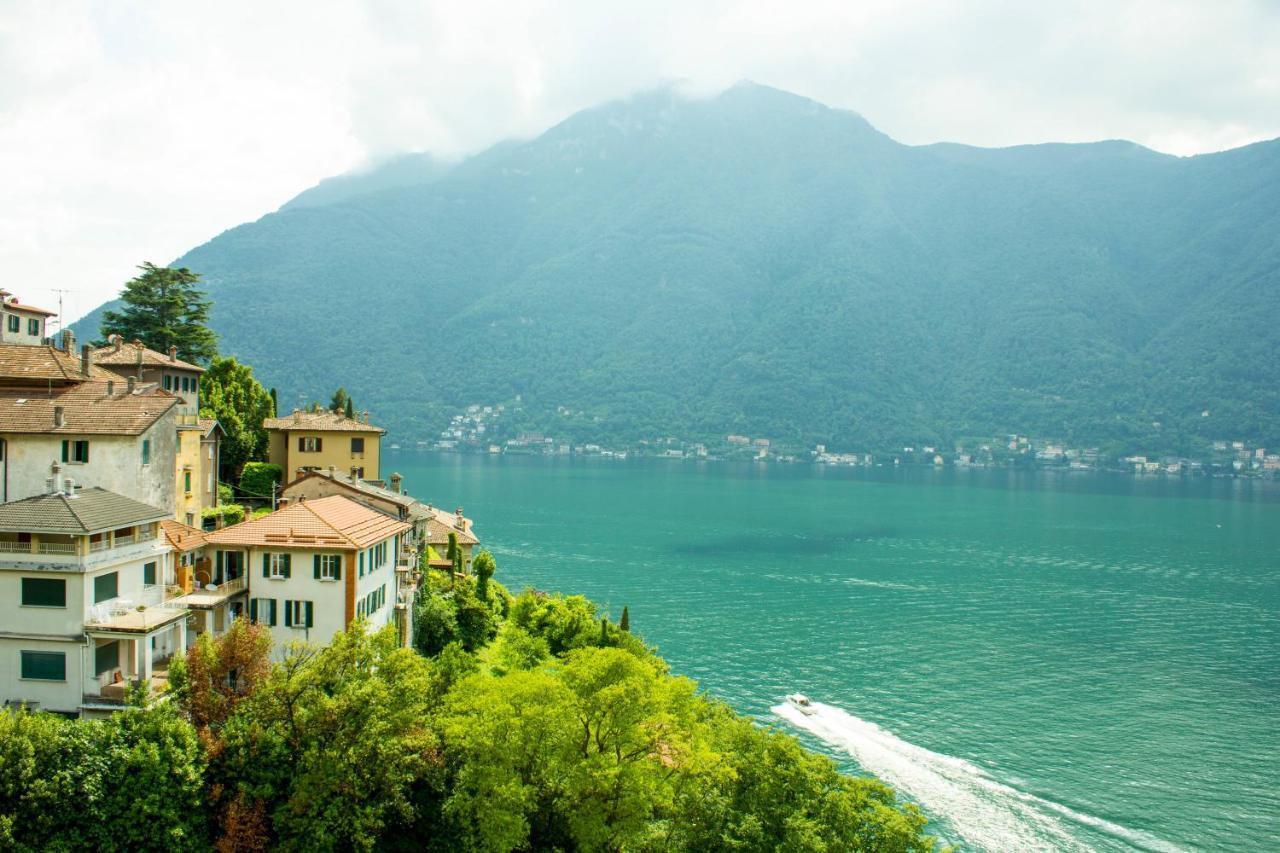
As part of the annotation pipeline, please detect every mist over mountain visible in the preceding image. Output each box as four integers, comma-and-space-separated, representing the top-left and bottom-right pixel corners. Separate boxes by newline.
74, 82, 1280, 453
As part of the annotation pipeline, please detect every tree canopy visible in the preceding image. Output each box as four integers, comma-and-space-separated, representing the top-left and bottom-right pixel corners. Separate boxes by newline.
199, 356, 275, 477
99, 262, 218, 363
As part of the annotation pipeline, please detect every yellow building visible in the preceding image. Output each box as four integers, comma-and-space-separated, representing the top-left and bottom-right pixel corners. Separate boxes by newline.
264, 409, 385, 484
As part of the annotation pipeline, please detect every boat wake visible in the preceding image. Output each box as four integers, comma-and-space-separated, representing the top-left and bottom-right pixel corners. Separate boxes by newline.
772, 700, 1182, 853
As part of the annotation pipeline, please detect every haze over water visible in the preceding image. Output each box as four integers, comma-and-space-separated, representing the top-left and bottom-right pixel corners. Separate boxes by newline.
393, 452, 1279, 851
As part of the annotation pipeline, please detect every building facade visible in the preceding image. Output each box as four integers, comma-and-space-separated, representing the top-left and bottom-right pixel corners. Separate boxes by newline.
265, 410, 385, 483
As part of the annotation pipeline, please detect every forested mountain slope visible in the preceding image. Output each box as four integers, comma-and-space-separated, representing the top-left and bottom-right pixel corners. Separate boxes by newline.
74, 83, 1280, 453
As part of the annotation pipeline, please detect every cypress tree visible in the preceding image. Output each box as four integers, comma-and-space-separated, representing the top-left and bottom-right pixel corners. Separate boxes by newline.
619, 606, 630, 632
599, 617, 609, 647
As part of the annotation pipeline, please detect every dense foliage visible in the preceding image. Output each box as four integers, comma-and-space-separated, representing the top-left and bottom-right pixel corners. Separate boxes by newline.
0, 556, 937, 852
199, 356, 275, 477
239, 461, 283, 500
73, 84, 1280, 454
98, 262, 218, 363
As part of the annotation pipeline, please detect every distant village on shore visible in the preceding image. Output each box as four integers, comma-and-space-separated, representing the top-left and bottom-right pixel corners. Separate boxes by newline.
413, 399, 1280, 479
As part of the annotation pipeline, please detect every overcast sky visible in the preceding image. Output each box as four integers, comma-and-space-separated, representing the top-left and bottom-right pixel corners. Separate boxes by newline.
2, 0, 1277, 326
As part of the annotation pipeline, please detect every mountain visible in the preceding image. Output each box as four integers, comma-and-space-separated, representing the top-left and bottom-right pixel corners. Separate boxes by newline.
73, 82, 1280, 454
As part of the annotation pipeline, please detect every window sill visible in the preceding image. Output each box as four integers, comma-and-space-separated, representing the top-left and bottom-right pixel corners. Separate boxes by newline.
19, 677, 67, 683
318, 577, 339, 583
266, 576, 288, 582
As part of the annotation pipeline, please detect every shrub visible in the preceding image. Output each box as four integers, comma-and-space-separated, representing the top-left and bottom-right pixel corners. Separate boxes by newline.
238, 462, 282, 500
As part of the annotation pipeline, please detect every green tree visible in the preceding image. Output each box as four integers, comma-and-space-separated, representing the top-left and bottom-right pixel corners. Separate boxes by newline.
200, 356, 274, 477
620, 605, 630, 632
344, 397, 355, 419
472, 550, 496, 601
240, 462, 283, 501
330, 387, 350, 414
446, 532, 460, 576
99, 262, 218, 363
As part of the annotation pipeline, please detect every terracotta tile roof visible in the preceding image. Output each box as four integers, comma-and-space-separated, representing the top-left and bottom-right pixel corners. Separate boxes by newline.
0, 343, 118, 385
92, 339, 204, 373
205, 495, 409, 550
199, 417, 221, 436
283, 468, 416, 509
0, 487, 169, 534
161, 519, 208, 552
425, 506, 479, 546
0, 381, 178, 435
5, 301, 56, 316
263, 410, 385, 433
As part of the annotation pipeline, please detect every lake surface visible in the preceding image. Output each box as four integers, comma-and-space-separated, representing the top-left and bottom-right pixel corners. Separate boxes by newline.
389, 452, 1279, 851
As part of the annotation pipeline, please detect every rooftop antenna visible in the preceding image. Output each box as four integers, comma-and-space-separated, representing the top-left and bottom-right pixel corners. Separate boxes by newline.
47, 288, 74, 338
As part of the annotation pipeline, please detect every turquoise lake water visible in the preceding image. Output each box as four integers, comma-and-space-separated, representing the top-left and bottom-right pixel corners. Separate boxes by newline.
389, 452, 1279, 851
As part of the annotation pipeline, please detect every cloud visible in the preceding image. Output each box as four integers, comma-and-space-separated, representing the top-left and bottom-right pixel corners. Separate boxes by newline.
1, 0, 1276, 323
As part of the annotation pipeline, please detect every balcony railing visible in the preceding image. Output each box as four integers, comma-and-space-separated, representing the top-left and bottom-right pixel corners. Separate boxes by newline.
89, 538, 110, 552
0, 540, 78, 555
114, 534, 136, 547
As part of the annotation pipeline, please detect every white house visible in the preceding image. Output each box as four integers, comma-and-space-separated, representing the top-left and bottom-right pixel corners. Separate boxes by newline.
0, 485, 185, 717
204, 495, 410, 659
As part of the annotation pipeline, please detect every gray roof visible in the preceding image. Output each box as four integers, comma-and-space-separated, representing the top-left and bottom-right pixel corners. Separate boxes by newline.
0, 487, 169, 534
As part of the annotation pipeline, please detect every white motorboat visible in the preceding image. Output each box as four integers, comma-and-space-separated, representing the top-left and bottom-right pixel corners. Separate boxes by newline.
785, 693, 815, 715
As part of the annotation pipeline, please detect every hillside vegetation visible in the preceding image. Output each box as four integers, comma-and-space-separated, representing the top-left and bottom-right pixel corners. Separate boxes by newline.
74, 83, 1280, 454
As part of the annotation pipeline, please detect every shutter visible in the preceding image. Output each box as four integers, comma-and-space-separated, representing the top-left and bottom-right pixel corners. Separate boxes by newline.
282, 553, 291, 578
262, 553, 270, 577
82, 442, 89, 463
284, 600, 293, 627
333, 559, 341, 581
313, 555, 321, 579
250, 599, 258, 622
269, 599, 277, 626
61, 440, 69, 462
298, 436, 305, 452
305, 601, 314, 628
316, 437, 322, 452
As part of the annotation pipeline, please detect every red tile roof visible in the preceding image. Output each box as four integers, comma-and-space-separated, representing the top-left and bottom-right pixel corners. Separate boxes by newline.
264, 410, 385, 433
205, 495, 409, 550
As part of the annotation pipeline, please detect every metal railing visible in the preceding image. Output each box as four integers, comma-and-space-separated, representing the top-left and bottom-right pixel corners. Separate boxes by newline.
0, 540, 78, 555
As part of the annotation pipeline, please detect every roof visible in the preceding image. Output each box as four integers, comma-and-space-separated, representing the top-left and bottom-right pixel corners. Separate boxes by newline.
92, 339, 204, 373
0, 343, 118, 385
283, 468, 416, 510
3, 301, 56, 316
161, 519, 208, 552
425, 511, 479, 546
0, 487, 169, 534
199, 417, 222, 437
205, 494, 409, 550
0, 380, 178, 435
264, 410, 385, 434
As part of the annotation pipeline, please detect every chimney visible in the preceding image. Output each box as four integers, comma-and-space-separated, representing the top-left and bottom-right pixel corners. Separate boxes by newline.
53, 405, 65, 428
361, 410, 369, 425
106, 379, 115, 396
47, 460, 61, 494
61, 328, 75, 353
80, 344, 92, 378
390, 472, 402, 494
134, 340, 143, 376
455, 507, 464, 530
293, 408, 302, 423
127, 376, 136, 394
62, 477, 74, 497
328, 465, 336, 478
168, 345, 177, 362
111, 333, 122, 353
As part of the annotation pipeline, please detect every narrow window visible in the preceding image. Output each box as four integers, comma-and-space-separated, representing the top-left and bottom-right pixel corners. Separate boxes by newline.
164, 375, 172, 390
184, 471, 192, 493
141, 438, 151, 465
27, 318, 38, 336
20, 650, 66, 681
94, 571, 118, 603
143, 562, 157, 586
7, 315, 18, 333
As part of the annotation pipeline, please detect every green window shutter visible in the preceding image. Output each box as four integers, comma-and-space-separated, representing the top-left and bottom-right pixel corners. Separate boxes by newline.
282, 553, 291, 578
304, 601, 313, 628
297, 437, 304, 452
95, 641, 119, 675
21, 577, 66, 607
284, 600, 293, 627
81, 441, 89, 463
61, 440, 69, 462
358, 552, 364, 576
269, 599, 277, 626
250, 599, 258, 621
21, 651, 66, 681
143, 562, 156, 585
262, 553, 271, 577
313, 555, 321, 579
94, 572, 118, 603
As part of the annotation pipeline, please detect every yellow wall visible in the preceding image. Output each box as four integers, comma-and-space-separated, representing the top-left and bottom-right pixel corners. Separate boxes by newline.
175, 427, 203, 524
269, 429, 381, 483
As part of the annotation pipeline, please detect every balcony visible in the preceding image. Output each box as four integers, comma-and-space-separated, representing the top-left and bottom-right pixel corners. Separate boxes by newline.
0, 540, 78, 555
86, 589, 188, 634
171, 574, 247, 610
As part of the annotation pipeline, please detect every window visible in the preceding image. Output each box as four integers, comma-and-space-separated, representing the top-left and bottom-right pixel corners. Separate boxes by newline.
164, 375, 172, 390
181, 376, 190, 392
143, 562, 157, 586
262, 552, 291, 579
192, 378, 198, 395
313, 554, 342, 581
186, 512, 195, 527
351, 466, 364, 479
207, 473, 214, 493
27, 318, 39, 336
358, 551, 364, 577
21, 577, 65, 607
94, 571, 118, 603
20, 650, 65, 681
298, 436, 322, 452
61, 439, 90, 464
141, 438, 151, 465
250, 597, 277, 626
283, 599, 314, 628
351, 437, 364, 454
6, 315, 18, 333
184, 471, 192, 493
95, 641, 119, 675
